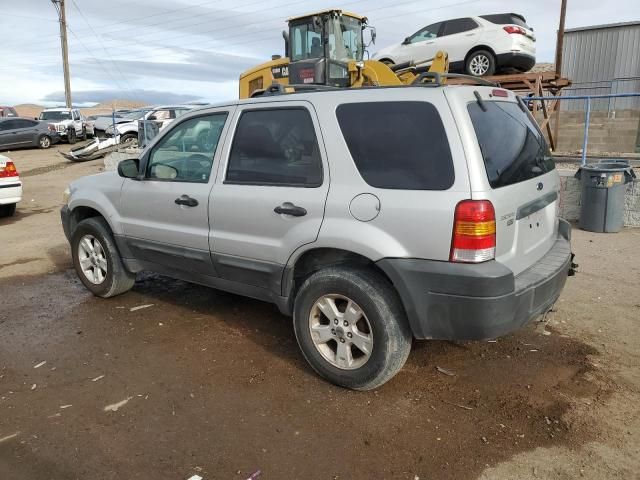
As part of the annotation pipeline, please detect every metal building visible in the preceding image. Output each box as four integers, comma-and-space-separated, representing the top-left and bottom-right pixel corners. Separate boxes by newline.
561, 21, 640, 111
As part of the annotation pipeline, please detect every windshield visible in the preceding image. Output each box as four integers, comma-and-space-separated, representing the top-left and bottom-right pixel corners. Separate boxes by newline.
39, 110, 70, 121
468, 100, 554, 188
122, 109, 146, 120
290, 15, 363, 62
328, 15, 363, 61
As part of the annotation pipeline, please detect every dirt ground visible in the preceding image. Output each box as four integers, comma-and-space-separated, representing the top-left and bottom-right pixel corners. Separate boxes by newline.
0, 145, 639, 480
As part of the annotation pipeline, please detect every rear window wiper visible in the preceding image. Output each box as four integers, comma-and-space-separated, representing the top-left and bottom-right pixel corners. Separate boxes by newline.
473, 91, 487, 112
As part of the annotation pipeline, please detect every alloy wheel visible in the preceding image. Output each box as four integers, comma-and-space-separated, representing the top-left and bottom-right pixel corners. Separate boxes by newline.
77, 234, 108, 284
308, 294, 373, 370
470, 54, 491, 76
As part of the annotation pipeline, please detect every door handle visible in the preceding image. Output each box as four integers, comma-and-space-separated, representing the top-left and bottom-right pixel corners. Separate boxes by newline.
175, 195, 198, 207
274, 202, 307, 217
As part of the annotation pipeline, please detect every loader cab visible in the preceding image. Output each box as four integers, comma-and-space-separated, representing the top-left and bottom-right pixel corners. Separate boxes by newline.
287, 10, 368, 87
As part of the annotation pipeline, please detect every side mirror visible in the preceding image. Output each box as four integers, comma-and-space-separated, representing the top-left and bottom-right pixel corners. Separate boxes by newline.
402, 37, 410, 45
117, 158, 140, 179
147, 115, 157, 121
364, 26, 377, 47
34, 117, 39, 121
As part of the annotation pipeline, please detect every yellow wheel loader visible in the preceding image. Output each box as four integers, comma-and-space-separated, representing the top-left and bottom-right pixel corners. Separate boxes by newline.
239, 9, 450, 98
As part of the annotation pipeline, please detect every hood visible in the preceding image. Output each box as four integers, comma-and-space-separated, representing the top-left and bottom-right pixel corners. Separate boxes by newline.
371, 43, 398, 59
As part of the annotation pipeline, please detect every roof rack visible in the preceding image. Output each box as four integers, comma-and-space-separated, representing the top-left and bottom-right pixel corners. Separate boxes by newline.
252, 82, 342, 97
412, 72, 500, 87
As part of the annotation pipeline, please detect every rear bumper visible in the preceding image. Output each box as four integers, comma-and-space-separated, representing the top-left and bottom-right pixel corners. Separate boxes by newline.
496, 52, 536, 72
377, 219, 572, 341
0, 182, 22, 205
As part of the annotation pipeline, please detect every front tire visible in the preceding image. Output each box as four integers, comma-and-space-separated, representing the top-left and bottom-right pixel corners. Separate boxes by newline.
38, 135, 52, 149
120, 133, 137, 145
71, 217, 135, 298
465, 50, 496, 76
293, 266, 412, 390
67, 128, 77, 144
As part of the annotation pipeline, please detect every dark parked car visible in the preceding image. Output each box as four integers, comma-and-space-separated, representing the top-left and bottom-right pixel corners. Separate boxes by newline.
0, 117, 60, 150
0, 106, 18, 118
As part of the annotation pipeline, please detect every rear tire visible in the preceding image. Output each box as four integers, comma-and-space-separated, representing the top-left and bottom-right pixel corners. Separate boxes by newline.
71, 217, 135, 298
38, 135, 52, 149
465, 50, 496, 76
293, 266, 412, 390
0, 203, 16, 217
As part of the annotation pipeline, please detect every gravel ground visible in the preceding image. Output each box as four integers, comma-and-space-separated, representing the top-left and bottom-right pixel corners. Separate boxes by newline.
0, 145, 638, 479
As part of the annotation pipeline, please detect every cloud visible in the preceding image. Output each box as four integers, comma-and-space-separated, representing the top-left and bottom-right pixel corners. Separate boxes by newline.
41, 89, 200, 105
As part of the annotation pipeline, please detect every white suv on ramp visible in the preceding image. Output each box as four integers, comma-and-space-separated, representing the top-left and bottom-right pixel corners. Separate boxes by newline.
61, 84, 573, 390
373, 13, 536, 76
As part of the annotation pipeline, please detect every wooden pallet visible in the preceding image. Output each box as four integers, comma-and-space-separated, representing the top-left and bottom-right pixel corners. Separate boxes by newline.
448, 72, 572, 150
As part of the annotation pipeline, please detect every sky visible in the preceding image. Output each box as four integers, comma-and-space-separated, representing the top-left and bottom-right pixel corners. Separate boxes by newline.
1, 0, 638, 106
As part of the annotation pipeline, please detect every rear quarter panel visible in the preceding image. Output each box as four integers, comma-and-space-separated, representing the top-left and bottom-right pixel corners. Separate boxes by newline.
305, 88, 471, 262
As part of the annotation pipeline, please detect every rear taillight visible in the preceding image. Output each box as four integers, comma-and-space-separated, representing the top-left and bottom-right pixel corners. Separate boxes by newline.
0, 161, 19, 178
48, 123, 56, 132
450, 200, 496, 263
503, 25, 526, 35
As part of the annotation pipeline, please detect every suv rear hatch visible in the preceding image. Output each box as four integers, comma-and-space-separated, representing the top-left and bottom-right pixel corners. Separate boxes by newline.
446, 87, 559, 276
481, 13, 535, 55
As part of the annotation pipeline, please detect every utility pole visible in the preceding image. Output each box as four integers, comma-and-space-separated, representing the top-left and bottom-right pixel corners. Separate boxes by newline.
555, 0, 568, 77
51, 0, 72, 108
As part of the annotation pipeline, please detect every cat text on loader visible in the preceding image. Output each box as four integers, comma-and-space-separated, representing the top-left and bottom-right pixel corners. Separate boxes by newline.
239, 9, 449, 98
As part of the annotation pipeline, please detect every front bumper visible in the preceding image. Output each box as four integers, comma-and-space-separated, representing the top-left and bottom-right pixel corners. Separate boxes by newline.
61, 205, 71, 241
377, 219, 572, 341
496, 52, 536, 72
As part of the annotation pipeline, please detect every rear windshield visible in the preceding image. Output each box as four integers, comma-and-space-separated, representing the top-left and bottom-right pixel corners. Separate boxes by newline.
481, 14, 529, 28
468, 100, 554, 189
336, 101, 454, 190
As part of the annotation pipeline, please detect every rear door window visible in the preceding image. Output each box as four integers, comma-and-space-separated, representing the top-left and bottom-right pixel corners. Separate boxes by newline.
336, 101, 454, 190
442, 18, 478, 36
226, 108, 323, 187
468, 101, 555, 188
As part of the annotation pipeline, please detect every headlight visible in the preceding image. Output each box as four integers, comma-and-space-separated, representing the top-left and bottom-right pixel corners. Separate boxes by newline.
63, 187, 71, 205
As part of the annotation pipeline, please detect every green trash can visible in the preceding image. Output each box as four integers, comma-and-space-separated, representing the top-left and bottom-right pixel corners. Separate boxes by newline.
574, 160, 636, 233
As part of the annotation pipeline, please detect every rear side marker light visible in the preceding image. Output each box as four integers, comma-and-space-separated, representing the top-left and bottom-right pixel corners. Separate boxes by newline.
0, 161, 19, 178
450, 200, 496, 263
503, 25, 526, 35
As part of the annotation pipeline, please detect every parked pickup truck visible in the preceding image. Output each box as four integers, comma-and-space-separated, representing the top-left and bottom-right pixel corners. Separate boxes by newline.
61, 85, 574, 390
38, 107, 86, 144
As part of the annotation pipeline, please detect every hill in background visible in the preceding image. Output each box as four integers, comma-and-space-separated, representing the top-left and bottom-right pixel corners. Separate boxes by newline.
14, 99, 147, 119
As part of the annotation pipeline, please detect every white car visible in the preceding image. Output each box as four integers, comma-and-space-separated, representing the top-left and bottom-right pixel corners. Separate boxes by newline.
373, 13, 536, 76
38, 107, 87, 144
105, 105, 193, 144
0, 154, 22, 217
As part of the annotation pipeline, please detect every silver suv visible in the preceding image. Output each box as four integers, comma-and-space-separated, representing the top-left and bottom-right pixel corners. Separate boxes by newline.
61, 85, 573, 390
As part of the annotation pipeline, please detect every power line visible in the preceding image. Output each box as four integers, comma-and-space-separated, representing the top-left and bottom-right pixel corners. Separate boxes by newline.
6, 0, 481, 64
69, 0, 136, 96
